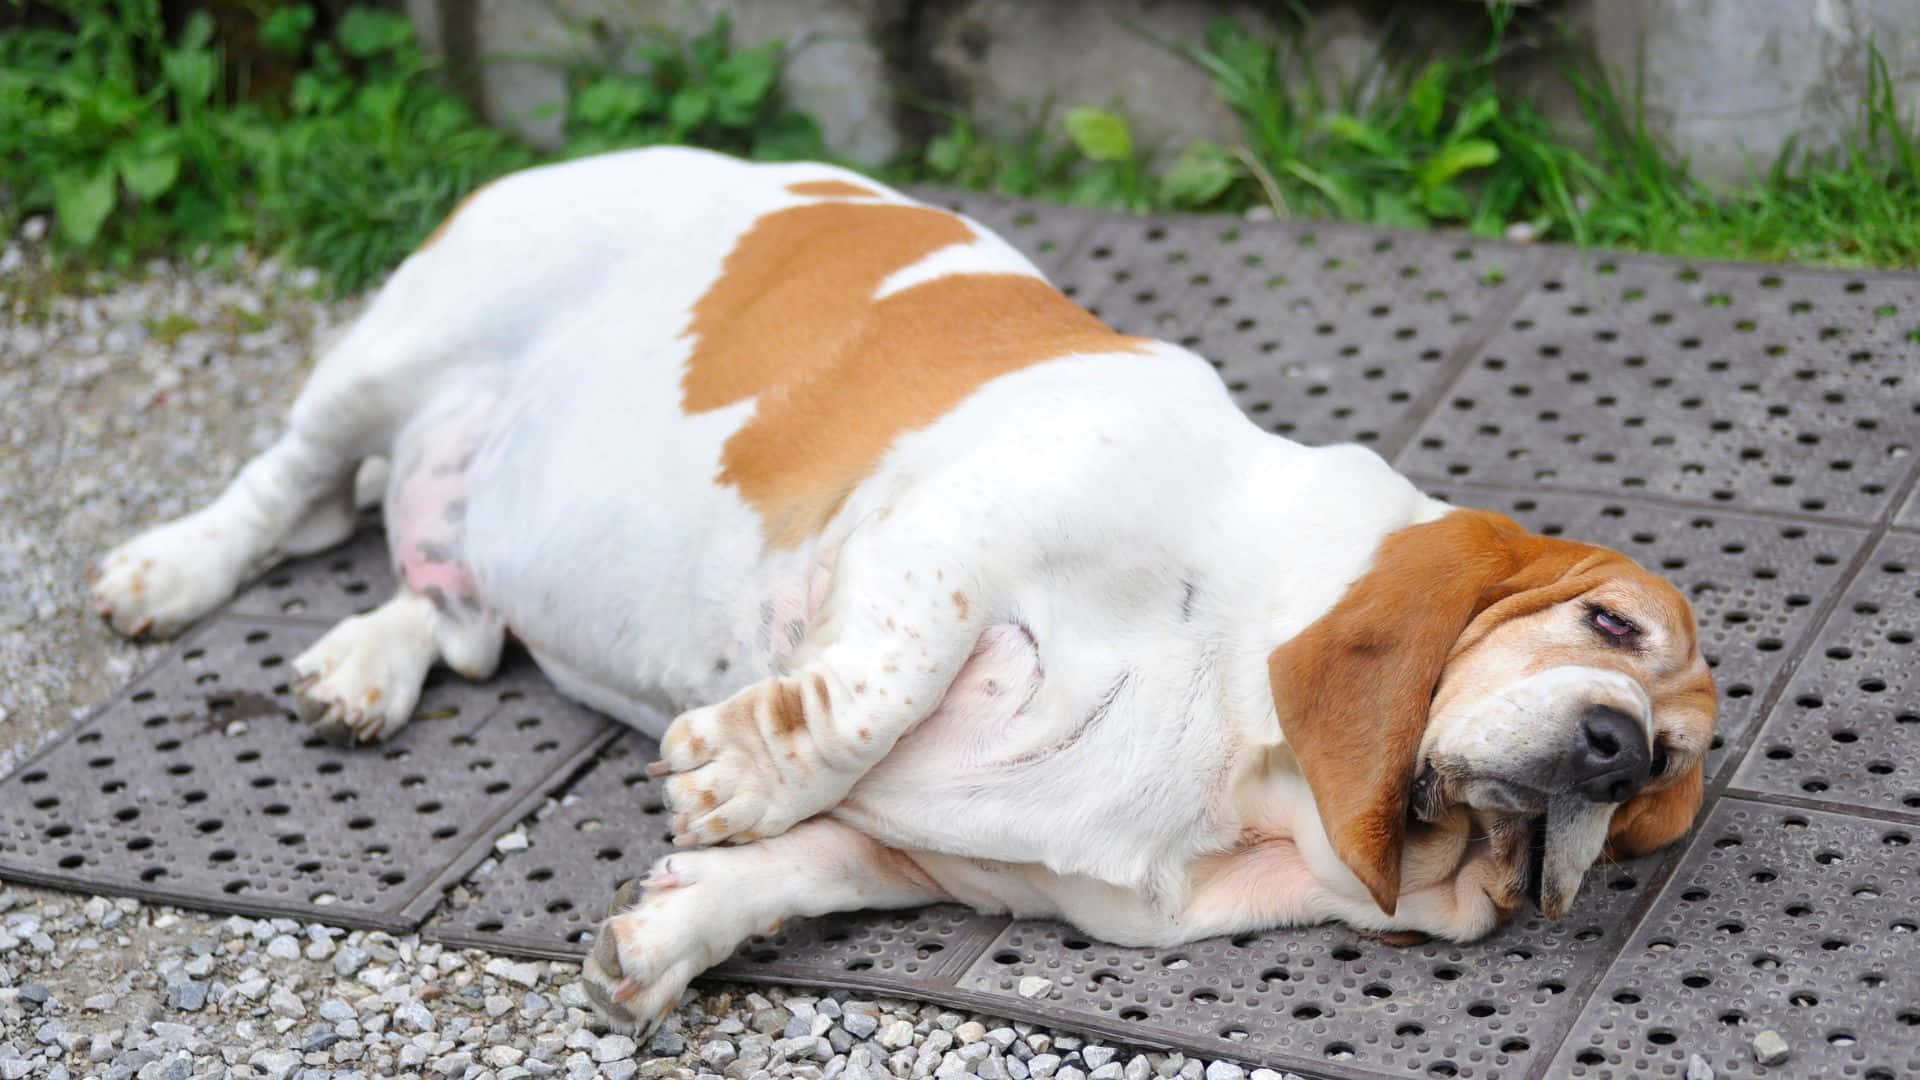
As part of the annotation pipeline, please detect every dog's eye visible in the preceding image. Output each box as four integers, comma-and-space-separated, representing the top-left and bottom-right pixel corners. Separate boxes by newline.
1589, 607, 1639, 641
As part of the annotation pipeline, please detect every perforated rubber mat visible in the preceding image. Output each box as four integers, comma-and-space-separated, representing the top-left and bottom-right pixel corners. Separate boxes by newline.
6, 191, 1920, 1079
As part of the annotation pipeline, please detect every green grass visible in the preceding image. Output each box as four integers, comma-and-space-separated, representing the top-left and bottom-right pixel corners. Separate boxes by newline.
2, 0, 1916, 298
906, 6, 1920, 268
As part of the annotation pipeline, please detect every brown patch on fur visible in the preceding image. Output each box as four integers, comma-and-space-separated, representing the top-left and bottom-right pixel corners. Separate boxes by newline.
1268, 509, 1676, 916
808, 672, 832, 715
697, 789, 718, 811
682, 200, 1147, 546
687, 735, 708, 759
419, 182, 492, 250
786, 179, 880, 199
767, 679, 808, 737
952, 590, 970, 619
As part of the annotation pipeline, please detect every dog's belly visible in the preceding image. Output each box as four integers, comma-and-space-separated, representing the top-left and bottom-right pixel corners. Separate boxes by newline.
438, 339, 828, 725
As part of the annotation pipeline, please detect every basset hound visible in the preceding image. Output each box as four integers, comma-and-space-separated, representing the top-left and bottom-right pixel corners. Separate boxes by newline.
89, 147, 1716, 1033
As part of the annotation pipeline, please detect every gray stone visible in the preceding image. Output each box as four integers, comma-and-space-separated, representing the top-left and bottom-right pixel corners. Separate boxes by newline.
1752, 1030, 1790, 1066
841, 1010, 878, 1040
1686, 1054, 1715, 1080
1082, 1047, 1116, 1071
595, 1034, 640, 1062
1203, 1065, 1244, 1080
165, 979, 207, 1011
331, 946, 370, 977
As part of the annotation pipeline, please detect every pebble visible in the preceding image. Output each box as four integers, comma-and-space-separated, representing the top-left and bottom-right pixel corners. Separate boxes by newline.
267, 986, 306, 1018
1017, 976, 1054, 999
1687, 1054, 1716, 1080
1083, 1046, 1117, 1070
264, 933, 301, 960
1751, 1030, 1790, 1066
594, 1034, 639, 1062
1204, 1064, 1245, 1080
332, 945, 371, 976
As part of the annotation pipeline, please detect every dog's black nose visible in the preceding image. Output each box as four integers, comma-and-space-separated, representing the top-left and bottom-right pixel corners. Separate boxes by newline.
1568, 705, 1651, 803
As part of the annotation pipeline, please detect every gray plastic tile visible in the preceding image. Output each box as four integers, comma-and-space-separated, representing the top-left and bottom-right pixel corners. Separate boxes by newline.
0, 598, 614, 932
910, 187, 1103, 282
227, 529, 396, 622
1550, 798, 1920, 1079
1399, 256, 1920, 521
1044, 215, 1549, 450
430, 730, 675, 957
1431, 486, 1871, 778
1897, 483, 1920, 532
955, 848, 1671, 1079
1732, 534, 1920, 816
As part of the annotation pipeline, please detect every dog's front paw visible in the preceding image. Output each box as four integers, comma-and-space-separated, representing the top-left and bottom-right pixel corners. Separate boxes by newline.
581, 855, 730, 1035
655, 680, 846, 846
290, 605, 434, 743
90, 516, 244, 638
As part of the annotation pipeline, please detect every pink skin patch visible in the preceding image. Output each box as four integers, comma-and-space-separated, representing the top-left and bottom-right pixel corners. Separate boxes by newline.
388, 408, 488, 608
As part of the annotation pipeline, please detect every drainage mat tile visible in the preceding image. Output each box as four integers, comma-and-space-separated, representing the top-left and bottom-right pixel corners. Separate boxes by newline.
1046, 214, 1549, 451
953, 846, 1671, 1080
426, 730, 1015, 988
1550, 798, 1920, 1078
226, 528, 397, 623
1732, 534, 1920, 816
1398, 255, 1920, 521
428, 729, 676, 958
1898, 484, 1920, 532
910, 187, 1102, 282
1429, 485, 1872, 778
0, 611, 614, 930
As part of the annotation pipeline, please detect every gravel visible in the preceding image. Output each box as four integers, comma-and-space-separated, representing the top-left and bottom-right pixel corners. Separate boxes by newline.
0, 227, 1324, 1080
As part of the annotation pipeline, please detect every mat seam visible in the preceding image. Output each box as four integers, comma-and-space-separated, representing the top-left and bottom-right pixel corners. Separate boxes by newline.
1381, 248, 1567, 462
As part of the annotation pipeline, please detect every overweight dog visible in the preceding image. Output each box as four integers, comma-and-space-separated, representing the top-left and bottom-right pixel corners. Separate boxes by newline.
91, 147, 1715, 1033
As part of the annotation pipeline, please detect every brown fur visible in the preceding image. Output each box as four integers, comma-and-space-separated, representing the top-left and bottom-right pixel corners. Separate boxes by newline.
1268, 509, 1710, 916
786, 179, 880, 198
1605, 758, 1705, 858
682, 200, 1146, 546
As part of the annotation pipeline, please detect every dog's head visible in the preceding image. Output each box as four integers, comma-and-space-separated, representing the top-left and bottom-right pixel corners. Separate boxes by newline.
1269, 509, 1715, 923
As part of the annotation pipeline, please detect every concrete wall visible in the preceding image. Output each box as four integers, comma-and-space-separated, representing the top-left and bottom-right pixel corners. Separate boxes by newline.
405, 0, 1920, 183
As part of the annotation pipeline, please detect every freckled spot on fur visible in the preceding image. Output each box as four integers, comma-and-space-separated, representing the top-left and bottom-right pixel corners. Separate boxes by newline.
904, 570, 913, 581
853, 681, 867, 694
809, 672, 832, 714
904, 697, 913, 706
688, 735, 708, 758
363, 687, 382, 704
786, 750, 800, 763
882, 664, 897, 674
697, 789, 718, 810
903, 626, 920, 640
708, 816, 727, 834
857, 727, 871, 741
952, 590, 969, 619
885, 617, 895, 629
767, 679, 808, 736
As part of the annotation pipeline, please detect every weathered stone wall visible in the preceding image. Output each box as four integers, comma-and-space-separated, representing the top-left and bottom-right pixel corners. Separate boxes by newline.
405, 0, 1920, 183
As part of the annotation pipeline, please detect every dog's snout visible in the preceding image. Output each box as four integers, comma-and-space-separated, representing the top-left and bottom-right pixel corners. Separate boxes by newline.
1568, 704, 1650, 803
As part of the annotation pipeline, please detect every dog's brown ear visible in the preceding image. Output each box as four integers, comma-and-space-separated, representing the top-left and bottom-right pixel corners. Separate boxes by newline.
1604, 758, 1705, 859
1268, 509, 1564, 915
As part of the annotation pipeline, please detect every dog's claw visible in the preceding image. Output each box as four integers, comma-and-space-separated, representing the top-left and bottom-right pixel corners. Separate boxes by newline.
605, 878, 642, 918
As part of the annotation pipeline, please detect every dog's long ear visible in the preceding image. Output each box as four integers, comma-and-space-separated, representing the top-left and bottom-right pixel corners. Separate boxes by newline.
1268, 509, 1580, 915
1604, 758, 1705, 859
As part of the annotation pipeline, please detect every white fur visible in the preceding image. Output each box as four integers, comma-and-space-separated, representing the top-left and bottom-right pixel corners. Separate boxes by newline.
92, 148, 1521, 1032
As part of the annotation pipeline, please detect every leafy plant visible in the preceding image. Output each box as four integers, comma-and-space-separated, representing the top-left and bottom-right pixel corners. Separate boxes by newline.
559, 14, 821, 161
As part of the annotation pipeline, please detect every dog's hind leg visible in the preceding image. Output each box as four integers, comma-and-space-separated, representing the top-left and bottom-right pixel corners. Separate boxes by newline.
579, 820, 955, 1035
89, 240, 481, 639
